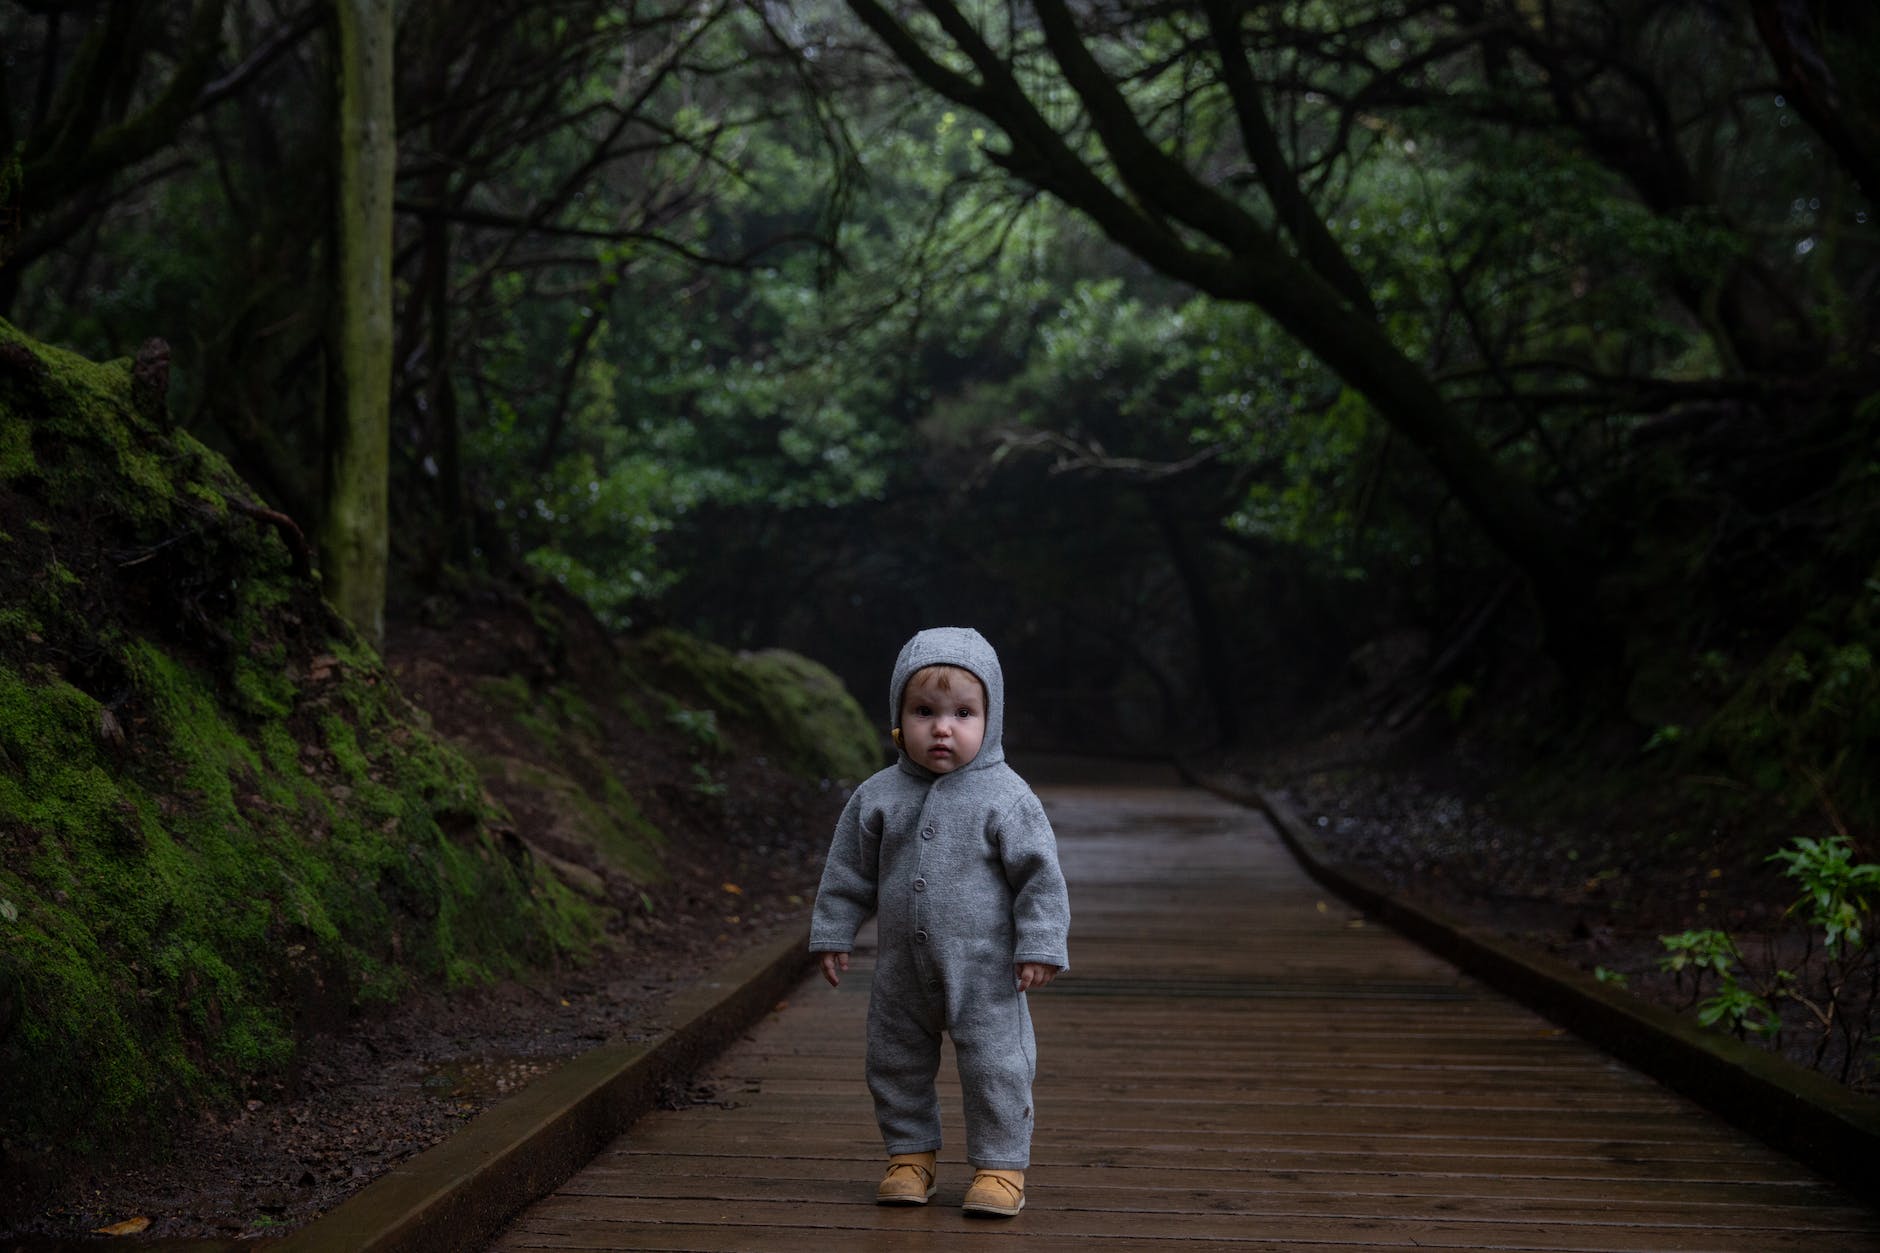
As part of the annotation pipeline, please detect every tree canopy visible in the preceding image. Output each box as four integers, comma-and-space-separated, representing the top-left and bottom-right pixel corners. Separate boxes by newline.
2, 0, 1876, 822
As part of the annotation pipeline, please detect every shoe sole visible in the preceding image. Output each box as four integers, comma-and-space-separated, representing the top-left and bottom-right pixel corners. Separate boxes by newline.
876, 1184, 937, 1206
962, 1196, 1024, 1218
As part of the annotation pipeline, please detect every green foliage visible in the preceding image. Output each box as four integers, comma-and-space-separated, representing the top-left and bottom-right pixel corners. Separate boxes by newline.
1652, 835, 1879, 1078
1643, 724, 1685, 753
689, 762, 727, 800
667, 707, 726, 755
1657, 929, 1780, 1038
1769, 835, 1880, 955
1658, 928, 1740, 978
1695, 981, 1783, 1039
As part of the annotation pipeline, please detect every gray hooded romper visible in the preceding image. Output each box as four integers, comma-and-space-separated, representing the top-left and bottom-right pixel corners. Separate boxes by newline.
809, 627, 1071, 1170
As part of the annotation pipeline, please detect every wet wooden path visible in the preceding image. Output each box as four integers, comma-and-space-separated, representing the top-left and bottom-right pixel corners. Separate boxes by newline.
490, 782, 1880, 1250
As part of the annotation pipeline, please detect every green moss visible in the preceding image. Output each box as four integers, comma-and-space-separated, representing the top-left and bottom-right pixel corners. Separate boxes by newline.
740, 648, 884, 783
475, 673, 532, 712
0, 664, 116, 839
0, 326, 176, 524
186, 482, 228, 512
322, 714, 370, 783
0, 606, 41, 636
638, 629, 761, 721
258, 721, 302, 778
0, 410, 32, 480
474, 752, 665, 882
234, 660, 295, 719
546, 683, 602, 739
633, 629, 882, 782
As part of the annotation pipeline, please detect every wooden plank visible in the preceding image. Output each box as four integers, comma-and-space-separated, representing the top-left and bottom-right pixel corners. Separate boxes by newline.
564, 1169, 1869, 1217
484, 783, 1880, 1251
500, 1202, 1879, 1252
525, 1183, 1880, 1235
570, 1153, 1865, 1208
605, 1128, 1812, 1172
672, 1079, 1704, 1113
602, 1138, 1830, 1186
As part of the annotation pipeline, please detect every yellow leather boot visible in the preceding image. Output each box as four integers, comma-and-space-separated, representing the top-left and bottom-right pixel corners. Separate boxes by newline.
876, 1151, 937, 1205
962, 1167, 1025, 1216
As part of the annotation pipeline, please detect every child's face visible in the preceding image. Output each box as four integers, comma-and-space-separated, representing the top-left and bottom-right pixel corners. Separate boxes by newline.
898, 670, 986, 774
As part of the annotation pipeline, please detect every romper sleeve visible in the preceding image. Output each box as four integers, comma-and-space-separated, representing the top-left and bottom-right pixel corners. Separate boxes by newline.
808, 788, 881, 952
996, 789, 1071, 971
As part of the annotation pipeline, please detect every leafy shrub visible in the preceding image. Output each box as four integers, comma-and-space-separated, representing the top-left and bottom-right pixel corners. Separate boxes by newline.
1657, 835, 1878, 1086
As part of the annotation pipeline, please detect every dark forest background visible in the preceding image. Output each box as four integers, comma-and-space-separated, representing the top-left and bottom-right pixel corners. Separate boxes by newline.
5, 0, 1876, 808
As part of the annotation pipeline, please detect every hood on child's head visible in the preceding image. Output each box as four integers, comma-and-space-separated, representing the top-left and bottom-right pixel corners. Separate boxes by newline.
890, 626, 1006, 775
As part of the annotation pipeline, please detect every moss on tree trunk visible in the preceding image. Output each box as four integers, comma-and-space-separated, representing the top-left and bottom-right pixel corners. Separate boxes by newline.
320, 0, 396, 648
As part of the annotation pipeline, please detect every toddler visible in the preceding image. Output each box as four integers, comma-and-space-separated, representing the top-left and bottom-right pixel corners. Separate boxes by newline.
810, 626, 1070, 1218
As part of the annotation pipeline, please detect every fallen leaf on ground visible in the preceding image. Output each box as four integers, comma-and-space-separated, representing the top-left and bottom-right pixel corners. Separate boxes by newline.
93, 1217, 151, 1236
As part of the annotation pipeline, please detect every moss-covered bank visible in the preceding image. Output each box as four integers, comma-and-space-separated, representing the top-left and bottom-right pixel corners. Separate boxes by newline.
629, 628, 886, 786
0, 321, 605, 1154
383, 582, 882, 918
0, 320, 883, 1162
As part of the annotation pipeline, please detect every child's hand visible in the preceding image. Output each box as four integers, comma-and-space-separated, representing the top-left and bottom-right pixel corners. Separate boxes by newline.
1015, 962, 1059, 992
820, 951, 851, 988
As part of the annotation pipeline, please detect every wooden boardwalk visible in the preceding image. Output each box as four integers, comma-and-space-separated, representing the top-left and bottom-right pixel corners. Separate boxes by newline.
490, 782, 1880, 1250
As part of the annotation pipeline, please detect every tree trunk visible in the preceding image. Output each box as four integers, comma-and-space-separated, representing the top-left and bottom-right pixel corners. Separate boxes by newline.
321, 0, 395, 648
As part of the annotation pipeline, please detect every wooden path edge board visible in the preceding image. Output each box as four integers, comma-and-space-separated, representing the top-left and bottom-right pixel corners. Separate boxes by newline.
266, 926, 817, 1253
1186, 766, 1880, 1203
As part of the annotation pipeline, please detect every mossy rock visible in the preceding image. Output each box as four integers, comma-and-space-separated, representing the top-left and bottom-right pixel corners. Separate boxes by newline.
631, 628, 883, 783
0, 320, 600, 1152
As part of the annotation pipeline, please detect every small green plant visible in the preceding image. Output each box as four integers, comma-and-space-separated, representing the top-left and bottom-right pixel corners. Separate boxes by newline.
688, 761, 726, 799
1642, 723, 1684, 752
1696, 981, 1782, 1038
1594, 965, 1628, 987
666, 706, 724, 754
1657, 928, 1737, 977
1658, 928, 1782, 1041
1768, 835, 1880, 954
